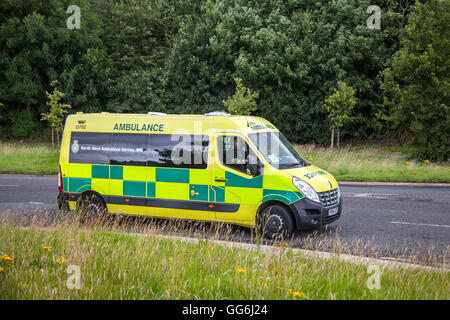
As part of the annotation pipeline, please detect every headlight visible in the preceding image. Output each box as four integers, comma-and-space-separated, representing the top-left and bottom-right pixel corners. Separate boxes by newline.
292, 177, 320, 203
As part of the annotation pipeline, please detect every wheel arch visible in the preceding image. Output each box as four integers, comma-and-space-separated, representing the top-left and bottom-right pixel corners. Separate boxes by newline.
77, 190, 107, 210
256, 200, 300, 230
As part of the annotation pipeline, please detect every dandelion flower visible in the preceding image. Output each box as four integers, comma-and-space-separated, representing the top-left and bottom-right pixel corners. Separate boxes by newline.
308, 155, 313, 161
357, 159, 362, 163
424, 160, 429, 164
292, 291, 305, 298
405, 161, 411, 165
55, 257, 66, 265
436, 165, 440, 169
168, 257, 173, 262
0, 266, 4, 272
0, 254, 14, 267
276, 243, 289, 248
41, 245, 52, 252
236, 268, 246, 274
288, 289, 293, 292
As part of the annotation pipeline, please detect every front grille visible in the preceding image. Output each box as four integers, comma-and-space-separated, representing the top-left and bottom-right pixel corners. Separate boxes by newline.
318, 188, 340, 207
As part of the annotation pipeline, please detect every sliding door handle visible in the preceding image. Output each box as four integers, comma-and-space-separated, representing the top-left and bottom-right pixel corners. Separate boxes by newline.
214, 178, 227, 183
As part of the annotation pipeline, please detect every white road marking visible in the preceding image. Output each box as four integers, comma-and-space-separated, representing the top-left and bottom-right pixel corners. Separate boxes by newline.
0, 185, 19, 187
342, 192, 399, 199
391, 221, 450, 228
28, 201, 45, 205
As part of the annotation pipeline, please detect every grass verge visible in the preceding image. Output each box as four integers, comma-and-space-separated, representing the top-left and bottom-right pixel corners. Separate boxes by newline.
0, 222, 448, 300
295, 145, 449, 183
0, 142, 59, 175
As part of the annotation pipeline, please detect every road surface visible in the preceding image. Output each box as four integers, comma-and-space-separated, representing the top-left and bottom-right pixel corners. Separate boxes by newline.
0, 174, 449, 265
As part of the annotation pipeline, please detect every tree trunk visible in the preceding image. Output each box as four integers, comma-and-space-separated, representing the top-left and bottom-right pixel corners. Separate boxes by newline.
337, 129, 340, 150
56, 130, 60, 148
51, 127, 54, 149
330, 128, 334, 152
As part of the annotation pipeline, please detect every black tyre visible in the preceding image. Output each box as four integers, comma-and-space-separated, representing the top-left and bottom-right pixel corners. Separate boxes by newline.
258, 204, 295, 239
77, 194, 107, 222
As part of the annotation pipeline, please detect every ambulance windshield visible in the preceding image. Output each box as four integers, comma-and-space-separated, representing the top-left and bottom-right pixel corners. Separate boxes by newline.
248, 132, 309, 169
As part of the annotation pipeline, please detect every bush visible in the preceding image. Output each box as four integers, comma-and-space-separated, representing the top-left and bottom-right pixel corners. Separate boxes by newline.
9, 110, 37, 138
381, 0, 450, 161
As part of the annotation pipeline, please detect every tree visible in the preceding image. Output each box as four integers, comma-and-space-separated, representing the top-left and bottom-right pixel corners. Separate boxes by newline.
41, 81, 71, 148
324, 81, 357, 151
381, 0, 449, 161
222, 77, 259, 115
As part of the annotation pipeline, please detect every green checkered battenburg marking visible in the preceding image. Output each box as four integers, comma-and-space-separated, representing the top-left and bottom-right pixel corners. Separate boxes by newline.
190, 184, 208, 201
123, 180, 146, 197
156, 168, 189, 183
68, 177, 91, 193
147, 182, 155, 198
92, 165, 109, 179
110, 166, 123, 179
209, 186, 225, 202
225, 171, 262, 188
262, 189, 304, 204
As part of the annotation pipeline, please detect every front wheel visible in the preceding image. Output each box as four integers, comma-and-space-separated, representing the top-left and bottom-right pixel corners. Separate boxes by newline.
258, 205, 295, 240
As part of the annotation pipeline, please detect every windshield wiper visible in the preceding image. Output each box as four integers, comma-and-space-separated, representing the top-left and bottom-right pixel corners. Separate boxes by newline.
283, 163, 301, 168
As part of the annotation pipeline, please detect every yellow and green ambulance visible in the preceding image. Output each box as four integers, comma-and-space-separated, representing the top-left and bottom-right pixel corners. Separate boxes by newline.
58, 111, 342, 238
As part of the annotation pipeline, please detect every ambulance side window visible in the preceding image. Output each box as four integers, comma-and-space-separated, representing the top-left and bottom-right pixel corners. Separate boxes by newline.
218, 135, 259, 175
110, 133, 148, 166
69, 132, 111, 164
148, 134, 209, 169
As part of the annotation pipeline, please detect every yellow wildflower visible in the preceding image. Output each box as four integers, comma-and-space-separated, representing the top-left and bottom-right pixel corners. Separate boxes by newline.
0, 254, 13, 262
424, 160, 429, 164
308, 155, 313, 161
292, 291, 305, 298
276, 242, 289, 248
436, 165, 440, 169
0, 254, 14, 267
42, 245, 52, 252
405, 161, 411, 165
357, 159, 362, 163
55, 257, 66, 265
288, 289, 292, 292
168, 257, 173, 262
236, 268, 246, 274
0, 266, 4, 272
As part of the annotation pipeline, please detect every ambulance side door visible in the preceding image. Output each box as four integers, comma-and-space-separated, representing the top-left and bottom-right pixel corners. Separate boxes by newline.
210, 132, 263, 223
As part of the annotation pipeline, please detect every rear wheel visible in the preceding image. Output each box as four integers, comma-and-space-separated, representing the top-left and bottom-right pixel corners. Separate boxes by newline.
77, 194, 107, 223
258, 204, 295, 239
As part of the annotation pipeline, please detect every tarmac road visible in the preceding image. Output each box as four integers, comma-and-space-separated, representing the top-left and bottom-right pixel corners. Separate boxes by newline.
0, 174, 449, 265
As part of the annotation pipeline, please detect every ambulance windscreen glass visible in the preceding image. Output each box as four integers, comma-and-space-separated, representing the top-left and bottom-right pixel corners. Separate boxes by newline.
248, 132, 308, 169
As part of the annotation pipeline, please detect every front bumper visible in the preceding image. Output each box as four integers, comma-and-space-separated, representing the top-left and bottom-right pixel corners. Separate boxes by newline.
289, 196, 342, 230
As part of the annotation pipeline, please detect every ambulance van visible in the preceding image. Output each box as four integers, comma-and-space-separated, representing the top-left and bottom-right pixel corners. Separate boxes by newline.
58, 111, 342, 238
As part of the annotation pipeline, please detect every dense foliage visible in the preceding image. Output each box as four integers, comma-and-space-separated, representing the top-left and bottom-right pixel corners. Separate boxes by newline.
381, 0, 449, 161
0, 0, 447, 159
